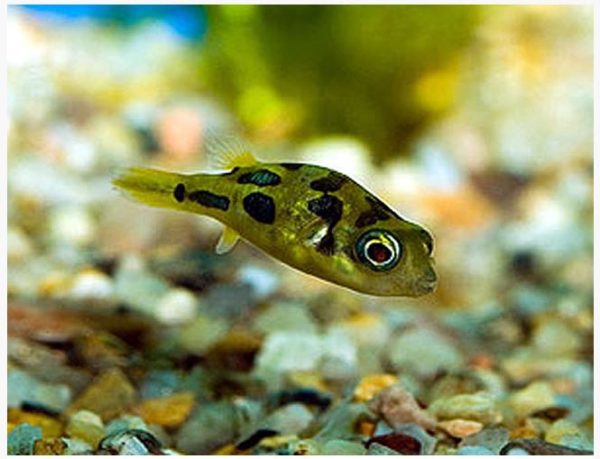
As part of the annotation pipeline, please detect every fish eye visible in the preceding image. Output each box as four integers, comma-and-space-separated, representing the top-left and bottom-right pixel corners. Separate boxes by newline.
355, 229, 402, 271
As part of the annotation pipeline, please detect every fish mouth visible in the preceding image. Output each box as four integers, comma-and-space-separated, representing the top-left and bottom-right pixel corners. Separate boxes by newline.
415, 279, 437, 294
413, 271, 437, 295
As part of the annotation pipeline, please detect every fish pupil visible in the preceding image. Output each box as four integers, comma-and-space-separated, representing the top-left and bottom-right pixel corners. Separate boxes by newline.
367, 242, 392, 263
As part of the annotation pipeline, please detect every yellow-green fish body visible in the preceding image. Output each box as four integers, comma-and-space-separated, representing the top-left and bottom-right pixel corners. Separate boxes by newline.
113, 153, 436, 297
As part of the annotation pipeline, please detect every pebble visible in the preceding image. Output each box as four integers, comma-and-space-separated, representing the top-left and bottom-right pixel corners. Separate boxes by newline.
67, 269, 115, 302
105, 415, 150, 436
438, 419, 483, 438
387, 327, 464, 377
34, 438, 67, 455
319, 328, 358, 381
368, 432, 421, 454
49, 206, 97, 247
97, 428, 163, 455
8, 368, 72, 414
178, 314, 229, 355
460, 425, 510, 454
113, 255, 171, 315
367, 384, 437, 430
321, 439, 367, 455
155, 288, 198, 326
62, 437, 94, 455
456, 445, 495, 455
67, 368, 136, 421
314, 402, 374, 441
74, 332, 128, 370
545, 419, 592, 450
253, 301, 318, 335
532, 319, 581, 358
134, 392, 195, 429
237, 264, 280, 299
499, 438, 593, 455
331, 312, 391, 348
501, 349, 575, 384
202, 283, 256, 319
366, 427, 435, 455
395, 424, 438, 454
428, 392, 502, 424
139, 370, 181, 400
266, 403, 314, 434
367, 441, 404, 455
507, 381, 556, 419
204, 329, 263, 372
7, 423, 43, 455
8, 409, 62, 438
175, 401, 237, 454
66, 410, 105, 448
254, 331, 324, 382
353, 373, 398, 402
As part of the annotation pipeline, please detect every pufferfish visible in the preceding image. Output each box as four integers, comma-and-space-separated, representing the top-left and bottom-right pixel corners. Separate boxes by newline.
112, 145, 437, 297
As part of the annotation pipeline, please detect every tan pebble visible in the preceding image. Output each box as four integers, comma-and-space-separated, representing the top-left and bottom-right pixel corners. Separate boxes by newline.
428, 392, 501, 425
545, 419, 581, 444
66, 410, 105, 448
353, 374, 398, 402
368, 384, 437, 430
67, 368, 136, 421
510, 418, 542, 440
439, 419, 483, 438
34, 438, 66, 455
8, 408, 63, 438
508, 381, 555, 419
135, 392, 195, 429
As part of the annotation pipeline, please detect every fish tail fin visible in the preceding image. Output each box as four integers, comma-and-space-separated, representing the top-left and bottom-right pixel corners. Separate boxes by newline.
112, 166, 185, 210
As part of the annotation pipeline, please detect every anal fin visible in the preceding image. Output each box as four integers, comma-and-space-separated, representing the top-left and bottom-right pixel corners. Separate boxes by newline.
216, 226, 241, 254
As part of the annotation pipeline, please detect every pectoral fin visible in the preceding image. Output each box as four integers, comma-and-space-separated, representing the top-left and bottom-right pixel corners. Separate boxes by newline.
216, 226, 241, 254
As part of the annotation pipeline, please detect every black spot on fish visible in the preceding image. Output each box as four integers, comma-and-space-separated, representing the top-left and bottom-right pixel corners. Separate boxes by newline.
188, 190, 230, 211
309, 170, 347, 193
308, 194, 343, 255
173, 183, 186, 202
355, 195, 393, 228
308, 194, 343, 227
237, 169, 282, 186
315, 231, 336, 256
243, 192, 276, 224
281, 163, 304, 170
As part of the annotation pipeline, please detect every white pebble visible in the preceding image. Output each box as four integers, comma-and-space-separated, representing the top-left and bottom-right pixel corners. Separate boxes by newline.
155, 289, 198, 325
237, 265, 280, 299
49, 206, 96, 247
68, 270, 114, 301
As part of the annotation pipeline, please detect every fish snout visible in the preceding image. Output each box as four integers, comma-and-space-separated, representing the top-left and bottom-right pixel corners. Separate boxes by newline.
415, 267, 437, 293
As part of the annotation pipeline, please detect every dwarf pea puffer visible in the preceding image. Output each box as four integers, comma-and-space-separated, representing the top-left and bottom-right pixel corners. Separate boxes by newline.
113, 149, 436, 296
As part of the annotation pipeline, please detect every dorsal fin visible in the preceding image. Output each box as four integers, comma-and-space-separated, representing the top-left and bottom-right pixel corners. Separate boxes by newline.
205, 135, 258, 170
